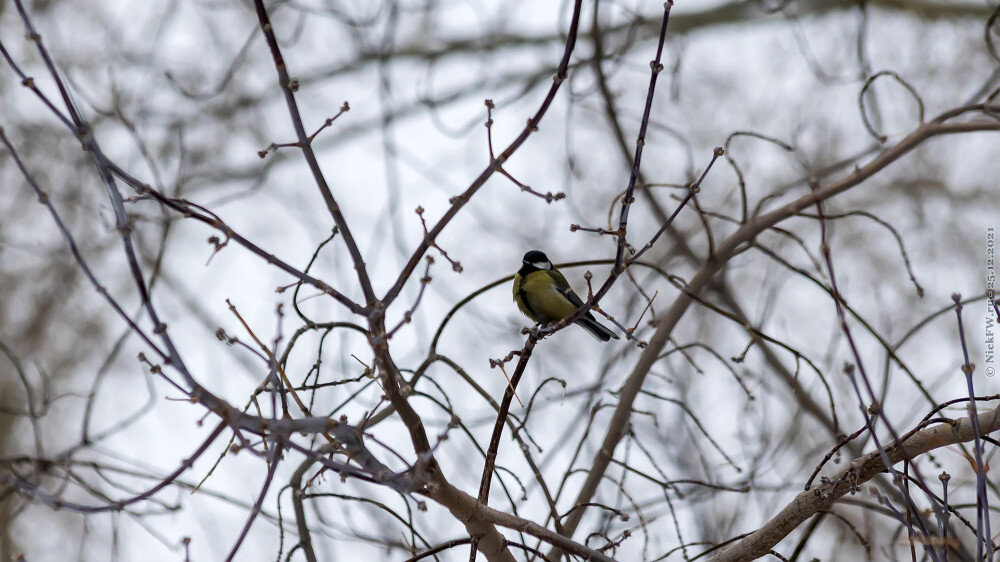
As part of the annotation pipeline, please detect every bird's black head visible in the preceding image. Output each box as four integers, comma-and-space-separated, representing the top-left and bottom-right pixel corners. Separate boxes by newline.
521, 250, 552, 273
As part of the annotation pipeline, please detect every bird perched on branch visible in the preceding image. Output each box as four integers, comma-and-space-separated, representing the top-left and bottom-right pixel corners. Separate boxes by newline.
512, 250, 619, 342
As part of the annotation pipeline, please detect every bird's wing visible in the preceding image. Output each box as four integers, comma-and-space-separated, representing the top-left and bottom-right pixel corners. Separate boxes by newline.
546, 269, 585, 308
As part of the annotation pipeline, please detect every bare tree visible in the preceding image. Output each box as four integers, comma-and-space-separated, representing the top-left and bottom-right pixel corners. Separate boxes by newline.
2, 0, 1000, 560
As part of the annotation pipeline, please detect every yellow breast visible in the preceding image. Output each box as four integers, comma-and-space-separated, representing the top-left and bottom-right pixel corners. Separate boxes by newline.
513, 270, 577, 323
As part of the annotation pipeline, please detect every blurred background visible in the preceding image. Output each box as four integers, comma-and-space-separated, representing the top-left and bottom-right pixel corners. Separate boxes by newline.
1, 0, 999, 560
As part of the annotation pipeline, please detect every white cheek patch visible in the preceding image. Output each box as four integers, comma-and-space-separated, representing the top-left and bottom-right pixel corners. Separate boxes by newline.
533, 261, 552, 270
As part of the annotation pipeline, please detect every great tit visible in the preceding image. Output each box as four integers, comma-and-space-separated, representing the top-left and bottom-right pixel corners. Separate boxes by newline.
512, 250, 619, 342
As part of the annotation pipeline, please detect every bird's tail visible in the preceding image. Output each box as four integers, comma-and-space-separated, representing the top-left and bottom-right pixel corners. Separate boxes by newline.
576, 314, 620, 342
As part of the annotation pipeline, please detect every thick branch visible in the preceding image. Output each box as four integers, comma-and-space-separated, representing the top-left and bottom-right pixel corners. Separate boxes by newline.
551, 116, 1000, 556
430, 480, 614, 562
711, 404, 1000, 561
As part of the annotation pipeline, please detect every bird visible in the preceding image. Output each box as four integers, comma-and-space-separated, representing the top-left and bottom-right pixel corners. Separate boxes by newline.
512, 250, 619, 342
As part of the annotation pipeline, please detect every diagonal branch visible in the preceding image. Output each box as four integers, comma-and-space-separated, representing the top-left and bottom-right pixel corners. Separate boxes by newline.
430, 480, 615, 562
252, 0, 376, 307
381, 0, 585, 306
709, 404, 1000, 561
550, 113, 1000, 558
